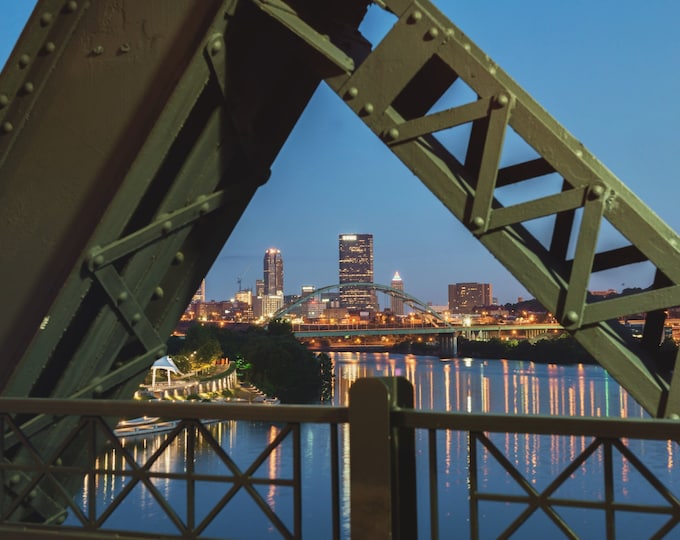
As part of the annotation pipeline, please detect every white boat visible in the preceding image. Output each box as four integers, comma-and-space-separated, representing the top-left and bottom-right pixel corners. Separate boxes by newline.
114, 416, 180, 437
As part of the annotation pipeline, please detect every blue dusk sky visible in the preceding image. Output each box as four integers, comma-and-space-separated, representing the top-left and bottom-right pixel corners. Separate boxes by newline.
3, 2, 680, 306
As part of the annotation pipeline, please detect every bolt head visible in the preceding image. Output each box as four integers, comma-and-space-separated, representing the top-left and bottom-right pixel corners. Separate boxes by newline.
362, 103, 374, 115
386, 127, 400, 141
40, 12, 53, 26
409, 10, 422, 23
345, 86, 359, 99
471, 216, 485, 230
0, 94, 8, 107
18, 54, 30, 67
589, 184, 605, 200
23, 82, 34, 94
427, 27, 439, 40
564, 310, 579, 324
2, 121, 13, 134
210, 39, 223, 55
66, 1, 78, 13
44, 42, 56, 54
495, 93, 509, 108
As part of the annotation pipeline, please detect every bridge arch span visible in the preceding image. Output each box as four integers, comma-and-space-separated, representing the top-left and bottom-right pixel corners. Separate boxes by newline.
270, 282, 454, 329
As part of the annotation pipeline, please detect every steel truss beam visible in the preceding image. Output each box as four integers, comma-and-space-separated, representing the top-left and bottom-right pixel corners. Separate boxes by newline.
0, 0, 369, 521
259, 0, 680, 417
0, 0, 679, 477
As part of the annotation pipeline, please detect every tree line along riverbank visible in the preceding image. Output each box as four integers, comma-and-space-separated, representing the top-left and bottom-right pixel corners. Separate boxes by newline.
167, 320, 333, 404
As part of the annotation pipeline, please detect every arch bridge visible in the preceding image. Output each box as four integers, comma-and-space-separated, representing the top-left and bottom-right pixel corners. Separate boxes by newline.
271, 281, 452, 328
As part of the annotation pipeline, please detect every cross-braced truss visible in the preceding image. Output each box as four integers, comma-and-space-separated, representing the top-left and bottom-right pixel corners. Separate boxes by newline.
2, 1, 680, 525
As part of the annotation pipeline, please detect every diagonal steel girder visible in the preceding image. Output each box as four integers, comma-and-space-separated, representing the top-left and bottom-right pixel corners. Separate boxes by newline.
259, 0, 680, 417
0, 0, 370, 520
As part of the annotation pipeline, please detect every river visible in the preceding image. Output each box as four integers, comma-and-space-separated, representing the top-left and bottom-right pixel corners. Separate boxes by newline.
70, 353, 680, 539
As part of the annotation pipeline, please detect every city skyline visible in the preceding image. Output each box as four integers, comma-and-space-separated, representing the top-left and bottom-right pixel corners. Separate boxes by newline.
3, 3, 680, 306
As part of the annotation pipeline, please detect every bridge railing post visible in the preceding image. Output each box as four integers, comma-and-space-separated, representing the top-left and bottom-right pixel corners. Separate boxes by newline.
349, 377, 417, 539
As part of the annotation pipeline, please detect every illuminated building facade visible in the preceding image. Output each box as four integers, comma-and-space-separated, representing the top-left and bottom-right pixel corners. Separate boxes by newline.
263, 248, 283, 296
191, 279, 206, 303
390, 271, 405, 315
448, 282, 493, 312
339, 233, 376, 312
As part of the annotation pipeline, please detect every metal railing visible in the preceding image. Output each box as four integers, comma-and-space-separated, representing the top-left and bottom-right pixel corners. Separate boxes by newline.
1, 378, 680, 539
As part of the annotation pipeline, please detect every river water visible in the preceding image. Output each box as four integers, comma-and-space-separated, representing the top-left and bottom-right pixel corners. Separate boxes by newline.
71, 353, 680, 539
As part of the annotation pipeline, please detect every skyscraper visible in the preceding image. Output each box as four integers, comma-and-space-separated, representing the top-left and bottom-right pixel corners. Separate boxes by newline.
390, 271, 404, 316
448, 282, 493, 312
339, 233, 376, 312
191, 279, 206, 303
263, 248, 283, 296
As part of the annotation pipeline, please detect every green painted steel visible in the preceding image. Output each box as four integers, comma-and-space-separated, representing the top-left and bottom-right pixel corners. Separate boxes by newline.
1, 0, 680, 526
319, 0, 680, 418
2, 389, 680, 538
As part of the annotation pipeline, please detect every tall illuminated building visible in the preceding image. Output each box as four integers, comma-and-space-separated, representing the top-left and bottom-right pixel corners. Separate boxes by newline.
339, 233, 376, 312
263, 248, 283, 296
191, 279, 206, 303
390, 271, 404, 315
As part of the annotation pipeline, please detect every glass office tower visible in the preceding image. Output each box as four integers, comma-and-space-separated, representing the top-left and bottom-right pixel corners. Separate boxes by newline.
339, 233, 376, 312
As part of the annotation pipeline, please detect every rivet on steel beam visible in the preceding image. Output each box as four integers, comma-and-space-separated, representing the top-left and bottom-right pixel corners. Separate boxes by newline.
575, 149, 583, 158
27, 489, 37, 501
173, 252, 185, 264
471, 216, 485, 230
199, 202, 210, 214
44, 42, 56, 54
210, 37, 223, 56
445, 28, 455, 38
0, 94, 8, 108
564, 310, 579, 325
18, 54, 31, 68
40, 12, 53, 26
23, 82, 35, 94
131, 313, 142, 325
153, 286, 164, 299
92, 45, 104, 56
93, 384, 104, 395
65, 1, 78, 13
117, 291, 128, 303
426, 27, 439, 40
2, 122, 14, 134
9, 474, 20, 486
161, 220, 173, 233
463, 43, 471, 52
92, 254, 104, 268
361, 103, 374, 115
55, 458, 63, 466
345, 86, 359, 100
119, 43, 130, 54
408, 10, 422, 24
385, 127, 400, 141
588, 184, 605, 200
494, 93, 510, 108
669, 413, 680, 420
